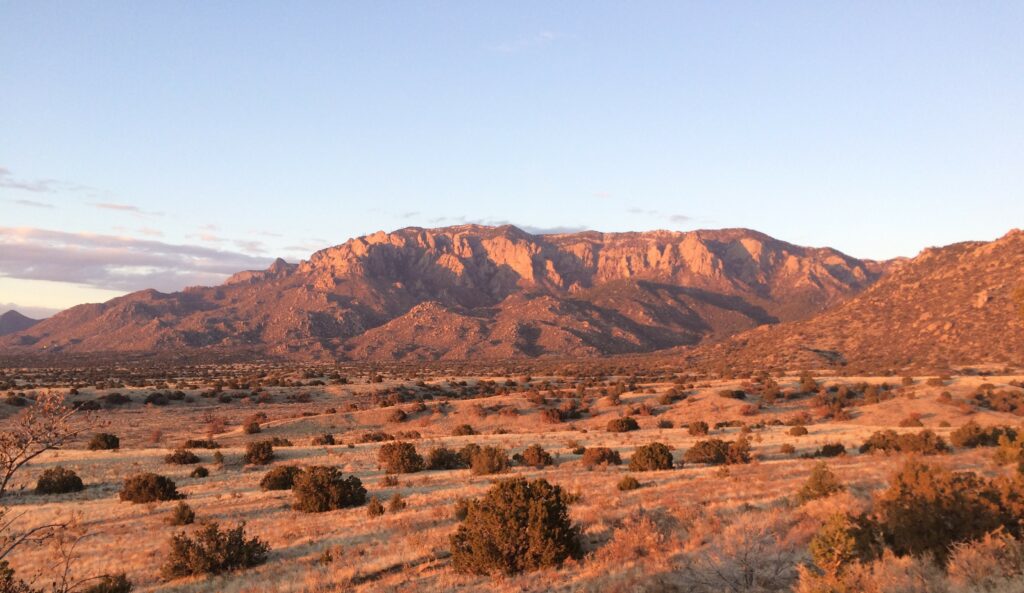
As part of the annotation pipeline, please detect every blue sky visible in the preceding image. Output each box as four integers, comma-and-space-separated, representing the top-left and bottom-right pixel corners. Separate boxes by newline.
2, 2, 1022, 316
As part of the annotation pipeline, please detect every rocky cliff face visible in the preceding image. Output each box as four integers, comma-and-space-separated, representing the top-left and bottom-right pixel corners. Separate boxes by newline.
688, 229, 1024, 372
0, 225, 882, 360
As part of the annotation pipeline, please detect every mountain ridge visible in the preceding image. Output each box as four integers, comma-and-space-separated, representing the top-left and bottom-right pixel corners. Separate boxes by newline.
0, 225, 883, 360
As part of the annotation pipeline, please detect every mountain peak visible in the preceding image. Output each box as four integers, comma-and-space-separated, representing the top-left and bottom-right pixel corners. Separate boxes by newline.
0, 310, 39, 337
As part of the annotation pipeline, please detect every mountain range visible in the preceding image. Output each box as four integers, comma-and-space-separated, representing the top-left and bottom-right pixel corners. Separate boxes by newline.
0, 225, 883, 360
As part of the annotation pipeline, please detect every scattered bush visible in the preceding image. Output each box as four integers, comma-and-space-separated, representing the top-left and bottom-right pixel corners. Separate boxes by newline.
119, 473, 182, 503
606, 417, 639, 433
617, 475, 641, 491
387, 492, 406, 512
859, 429, 949, 455
242, 420, 261, 434
88, 433, 120, 450
452, 424, 476, 436
259, 465, 301, 491
164, 449, 200, 465
367, 496, 384, 517
310, 433, 335, 446
82, 574, 133, 593
161, 522, 268, 579
378, 441, 424, 474
950, 420, 1016, 448
190, 466, 209, 478
683, 438, 751, 465
628, 442, 674, 471
580, 447, 622, 468
35, 466, 84, 495
780, 443, 796, 455
451, 478, 581, 575
427, 446, 467, 470
688, 421, 710, 436
797, 462, 845, 503
243, 441, 274, 465
292, 466, 366, 512
807, 513, 881, 576
183, 439, 219, 449
517, 444, 554, 468
168, 501, 195, 525
470, 446, 509, 475
812, 443, 847, 458
788, 426, 809, 437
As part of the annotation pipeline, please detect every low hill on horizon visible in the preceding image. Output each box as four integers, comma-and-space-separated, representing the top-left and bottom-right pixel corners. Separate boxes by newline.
0, 310, 39, 337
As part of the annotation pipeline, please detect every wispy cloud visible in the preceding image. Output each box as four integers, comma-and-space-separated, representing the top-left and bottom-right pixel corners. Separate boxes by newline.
0, 166, 97, 195
627, 208, 692, 226
91, 202, 164, 217
492, 30, 565, 53
0, 227, 273, 293
11, 198, 54, 209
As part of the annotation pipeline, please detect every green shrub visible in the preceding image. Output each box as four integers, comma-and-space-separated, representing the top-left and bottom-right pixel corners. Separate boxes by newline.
243, 441, 274, 465
119, 473, 182, 503
581, 447, 622, 468
606, 417, 639, 433
859, 429, 949, 455
874, 459, 1018, 564
427, 446, 467, 470
451, 478, 581, 575
161, 522, 268, 579
88, 433, 120, 450
688, 421, 709, 436
517, 444, 553, 468
617, 475, 641, 491
35, 466, 84, 495
82, 574, 133, 593
292, 466, 366, 512
259, 465, 301, 490
167, 501, 195, 525
797, 462, 844, 503
808, 513, 881, 576
165, 449, 200, 465
377, 442, 424, 474
470, 446, 509, 476
628, 443, 673, 471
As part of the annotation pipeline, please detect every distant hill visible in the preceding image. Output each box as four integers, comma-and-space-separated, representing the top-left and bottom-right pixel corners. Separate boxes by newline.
0, 310, 39, 336
0, 225, 881, 360
687, 229, 1024, 372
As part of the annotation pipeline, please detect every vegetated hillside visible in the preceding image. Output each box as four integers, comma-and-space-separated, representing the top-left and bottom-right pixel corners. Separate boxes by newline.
0, 225, 882, 360
688, 229, 1024, 373
0, 310, 38, 336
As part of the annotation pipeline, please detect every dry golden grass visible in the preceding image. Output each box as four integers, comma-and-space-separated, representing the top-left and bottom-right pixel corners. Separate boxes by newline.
3, 373, 1023, 592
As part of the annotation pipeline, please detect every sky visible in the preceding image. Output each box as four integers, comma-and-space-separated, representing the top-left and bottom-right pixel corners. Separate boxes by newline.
2, 2, 1022, 317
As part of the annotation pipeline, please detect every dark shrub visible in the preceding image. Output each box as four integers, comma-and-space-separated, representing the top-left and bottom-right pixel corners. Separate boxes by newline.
727, 436, 752, 464
367, 496, 384, 517
717, 389, 746, 400
950, 421, 1016, 448
813, 443, 847, 458
0, 561, 35, 593
452, 424, 475, 436
517, 444, 553, 468
797, 462, 844, 503
387, 492, 406, 512
580, 447, 622, 468
457, 443, 482, 466
688, 421, 709, 436
470, 446, 509, 475
88, 433, 120, 450
310, 433, 335, 446
451, 478, 581, 575
809, 513, 881, 576
260, 465, 301, 490
898, 415, 924, 428
683, 439, 731, 465
212, 451, 224, 464
427, 446, 467, 470
243, 441, 274, 465
82, 574, 133, 593
119, 473, 182, 503
190, 466, 209, 478
242, 420, 261, 434
167, 501, 195, 525
35, 466, 84, 494
102, 392, 132, 406
780, 443, 797, 455
377, 441, 424, 474
859, 429, 948, 455
292, 466, 366, 512
183, 439, 219, 449
387, 408, 407, 423
165, 449, 200, 465
617, 475, 641, 491
789, 426, 809, 436
628, 443, 674, 471
874, 459, 1018, 564
606, 417, 639, 433
267, 436, 293, 447
161, 522, 268, 579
